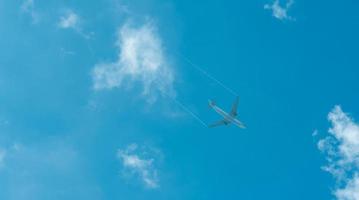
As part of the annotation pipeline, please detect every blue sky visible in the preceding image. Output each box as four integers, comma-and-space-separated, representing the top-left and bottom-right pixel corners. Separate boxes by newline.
1, 0, 359, 199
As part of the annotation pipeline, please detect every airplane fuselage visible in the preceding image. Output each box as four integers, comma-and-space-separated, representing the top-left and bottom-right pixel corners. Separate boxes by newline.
210, 105, 245, 128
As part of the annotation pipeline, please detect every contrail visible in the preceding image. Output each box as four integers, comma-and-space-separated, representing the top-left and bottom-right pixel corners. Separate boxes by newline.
157, 83, 208, 128
177, 53, 238, 96
171, 97, 208, 127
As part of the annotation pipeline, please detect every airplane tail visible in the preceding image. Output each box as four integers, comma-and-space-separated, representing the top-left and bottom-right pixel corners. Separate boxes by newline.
230, 96, 239, 117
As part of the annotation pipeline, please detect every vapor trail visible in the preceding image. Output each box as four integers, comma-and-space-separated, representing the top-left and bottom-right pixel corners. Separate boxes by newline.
177, 53, 238, 96
157, 83, 208, 128
171, 97, 208, 127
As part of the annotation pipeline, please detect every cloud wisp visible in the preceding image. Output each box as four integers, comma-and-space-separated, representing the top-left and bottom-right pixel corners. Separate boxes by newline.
57, 10, 93, 39
0, 148, 6, 168
317, 105, 359, 200
21, 0, 40, 23
58, 11, 79, 30
264, 0, 294, 21
117, 143, 160, 189
92, 20, 175, 103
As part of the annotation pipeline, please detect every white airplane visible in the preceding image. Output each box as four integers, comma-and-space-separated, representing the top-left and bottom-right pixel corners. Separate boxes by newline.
208, 97, 245, 128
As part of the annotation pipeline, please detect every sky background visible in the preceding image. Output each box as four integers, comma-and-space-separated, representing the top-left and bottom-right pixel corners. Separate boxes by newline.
1, 0, 359, 199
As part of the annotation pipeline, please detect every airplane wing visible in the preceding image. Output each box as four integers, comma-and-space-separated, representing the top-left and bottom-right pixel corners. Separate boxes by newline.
208, 119, 228, 128
230, 96, 239, 117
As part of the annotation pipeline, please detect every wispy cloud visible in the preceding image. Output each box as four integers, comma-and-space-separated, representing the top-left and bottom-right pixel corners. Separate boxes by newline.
0, 148, 6, 167
264, 0, 294, 21
312, 129, 319, 137
21, 0, 40, 24
57, 10, 93, 39
117, 143, 160, 189
317, 105, 359, 200
92, 20, 175, 103
0, 144, 20, 168
58, 11, 79, 29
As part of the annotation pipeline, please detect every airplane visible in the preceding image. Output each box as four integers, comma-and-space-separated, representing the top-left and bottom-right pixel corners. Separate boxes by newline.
208, 97, 246, 128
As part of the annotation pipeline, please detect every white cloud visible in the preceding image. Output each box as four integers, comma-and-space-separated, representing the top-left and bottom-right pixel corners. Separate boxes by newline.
317, 105, 359, 200
117, 143, 160, 189
312, 129, 319, 137
336, 174, 359, 200
21, 0, 40, 23
58, 11, 79, 29
57, 11, 93, 39
264, 0, 294, 21
92, 20, 175, 103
